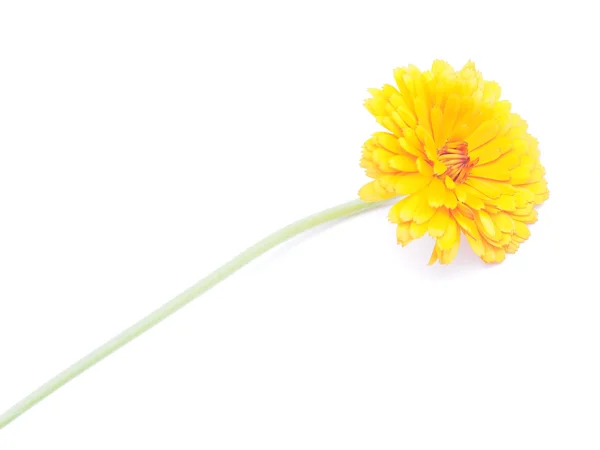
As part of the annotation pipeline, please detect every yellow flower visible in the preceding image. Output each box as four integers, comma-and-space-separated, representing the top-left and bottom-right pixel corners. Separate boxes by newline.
359, 61, 549, 264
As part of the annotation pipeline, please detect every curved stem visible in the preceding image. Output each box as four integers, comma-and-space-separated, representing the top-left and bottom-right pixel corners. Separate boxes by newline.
0, 198, 387, 430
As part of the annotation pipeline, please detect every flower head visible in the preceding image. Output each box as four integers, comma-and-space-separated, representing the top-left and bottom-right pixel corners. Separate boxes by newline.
359, 61, 548, 264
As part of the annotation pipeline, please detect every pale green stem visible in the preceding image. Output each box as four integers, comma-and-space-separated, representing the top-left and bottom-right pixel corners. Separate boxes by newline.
0, 198, 387, 430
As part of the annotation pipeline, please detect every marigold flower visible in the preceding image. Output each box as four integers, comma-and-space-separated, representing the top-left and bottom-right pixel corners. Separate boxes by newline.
0, 60, 552, 431
359, 60, 549, 264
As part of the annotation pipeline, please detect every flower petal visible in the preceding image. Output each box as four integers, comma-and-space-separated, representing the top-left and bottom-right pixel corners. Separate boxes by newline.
469, 164, 511, 181
474, 210, 500, 241
388, 194, 420, 223
513, 220, 531, 240
466, 120, 500, 150
465, 178, 504, 199
428, 208, 450, 237
431, 105, 444, 147
409, 220, 429, 239
413, 194, 437, 224
440, 94, 460, 142
428, 177, 446, 208
395, 173, 431, 195
416, 125, 437, 163
428, 246, 439, 265
491, 212, 514, 233
374, 132, 402, 154
415, 97, 431, 134
444, 191, 458, 209
396, 222, 413, 246
390, 155, 418, 172
399, 137, 423, 157
439, 239, 460, 264
438, 218, 459, 250
359, 180, 396, 202
416, 158, 434, 177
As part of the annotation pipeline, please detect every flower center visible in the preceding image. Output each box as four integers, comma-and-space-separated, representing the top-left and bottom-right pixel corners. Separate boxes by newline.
437, 141, 478, 184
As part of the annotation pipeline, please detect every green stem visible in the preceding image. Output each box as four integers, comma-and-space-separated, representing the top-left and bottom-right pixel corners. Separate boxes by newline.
0, 198, 386, 430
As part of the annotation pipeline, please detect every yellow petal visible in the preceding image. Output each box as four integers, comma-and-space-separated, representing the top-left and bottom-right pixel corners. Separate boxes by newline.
506, 241, 520, 254
444, 190, 458, 209
445, 176, 456, 189
398, 136, 423, 158
474, 210, 498, 240
428, 208, 450, 237
372, 148, 396, 172
396, 222, 413, 246
468, 136, 512, 165
359, 180, 396, 202
438, 218, 459, 250
428, 246, 439, 265
393, 68, 412, 103
397, 105, 417, 128
520, 180, 548, 194
431, 59, 453, 75
389, 155, 418, 172
487, 152, 520, 171
483, 81, 502, 104
364, 94, 386, 116
431, 105, 444, 147
511, 202, 534, 216
433, 161, 447, 175
510, 166, 534, 185
395, 173, 431, 195
374, 132, 401, 154
388, 194, 420, 223
454, 184, 468, 202
494, 247, 506, 263
480, 240, 506, 263
416, 158, 434, 177
413, 195, 437, 224
416, 125, 437, 162
377, 117, 402, 135
497, 194, 516, 211
428, 177, 446, 208
465, 178, 503, 199
452, 208, 478, 238
390, 111, 409, 130
466, 120, 500, 150
409, 220, 429, 239
440, 94, 460, 142
515, 187, 535, 203
415, 97, 431, 133
464, 193, 485, 210
535, 191, 549, 204
513, 221, 531, 240
498, 232, 512, 247
511, 209, 538, 224
459, 183, 491, 200
403, 127, 423, 150
469, 164, 511, 181
465, 233, 485, 257
456, 203, 475, 220
481, 241, 506, 263
514, 190, 533, 208
481, 241, 499, 263
439, 240, 460, 264
491, 212, 514, 233
377, 174, 400, 191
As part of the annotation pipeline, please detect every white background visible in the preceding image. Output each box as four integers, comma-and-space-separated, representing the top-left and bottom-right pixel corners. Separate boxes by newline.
1, 1, 599, 448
